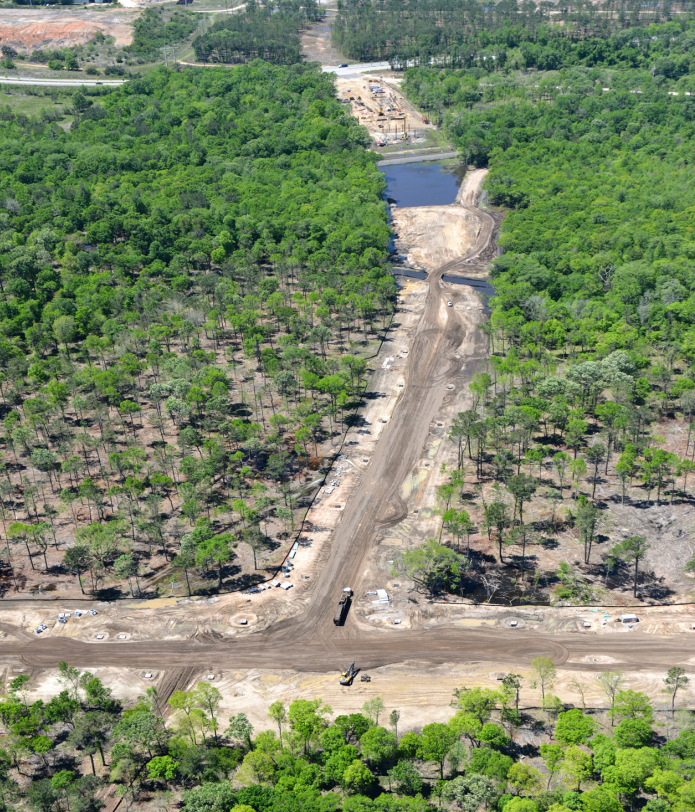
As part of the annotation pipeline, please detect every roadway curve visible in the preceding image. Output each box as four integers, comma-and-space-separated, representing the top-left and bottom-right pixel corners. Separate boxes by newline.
2, 170, 694, 675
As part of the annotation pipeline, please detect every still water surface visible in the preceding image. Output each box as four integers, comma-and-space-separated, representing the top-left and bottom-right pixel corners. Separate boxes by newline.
380, 160, 465, 208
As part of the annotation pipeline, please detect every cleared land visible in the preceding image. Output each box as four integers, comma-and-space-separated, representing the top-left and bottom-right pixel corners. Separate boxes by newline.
391, 202, 481, 270
0, 9, 137, 51
2, 171, 694, 692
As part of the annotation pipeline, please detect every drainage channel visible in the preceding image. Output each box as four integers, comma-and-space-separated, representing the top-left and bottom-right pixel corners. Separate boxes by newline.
391, 268, 496, 309
443, 275, 496, 298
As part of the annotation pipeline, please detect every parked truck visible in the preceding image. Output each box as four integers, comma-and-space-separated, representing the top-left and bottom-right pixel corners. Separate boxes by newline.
334, 587, 352, 625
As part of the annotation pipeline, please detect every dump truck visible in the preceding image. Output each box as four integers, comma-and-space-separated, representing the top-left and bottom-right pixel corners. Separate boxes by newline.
334, 587, 352, 625
340, 661, 357, 686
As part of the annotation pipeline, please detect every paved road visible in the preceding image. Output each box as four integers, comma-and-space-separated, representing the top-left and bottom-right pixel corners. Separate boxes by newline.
377, 151, 459, 167
1, 170, 693, 676
322, 58, 448, 78
186, 3, 246, 12
0, 75, 124, 87
195, 0, 330, 10
322, 62, 391, 77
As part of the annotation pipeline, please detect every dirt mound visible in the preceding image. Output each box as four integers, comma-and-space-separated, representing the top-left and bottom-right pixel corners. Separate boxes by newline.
0, 10, 136, 51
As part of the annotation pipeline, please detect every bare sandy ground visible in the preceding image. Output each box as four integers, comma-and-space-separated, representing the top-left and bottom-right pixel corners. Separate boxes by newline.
14, 651, 693, 736
391, 205, 480, 270
0, 9, 137, 51
390, 169, 489, 271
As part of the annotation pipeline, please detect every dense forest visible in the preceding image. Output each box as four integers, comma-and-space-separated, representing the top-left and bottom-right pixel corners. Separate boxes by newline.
402, 19, 695, 119
401, 19, 695, 78
332, 0, 695, 66
1, 660, 693, 812
126, 8, 201, 61
0, 63, 392, 599
192, 0, 322, 65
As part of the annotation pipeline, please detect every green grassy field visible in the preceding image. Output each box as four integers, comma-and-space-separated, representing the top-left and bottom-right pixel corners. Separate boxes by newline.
418, 127, 451, 149
0, 90, 73, 125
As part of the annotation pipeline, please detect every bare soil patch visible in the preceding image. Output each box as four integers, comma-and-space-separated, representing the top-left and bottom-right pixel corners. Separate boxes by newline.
0, 9, 138, 51
391, 205, 481, 271
300, 10, 345, 65
15, 654, 695, 739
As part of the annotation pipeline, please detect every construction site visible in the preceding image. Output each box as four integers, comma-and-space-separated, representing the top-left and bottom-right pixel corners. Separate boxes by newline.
335, 74, 434, 145
0, 11, 694, 744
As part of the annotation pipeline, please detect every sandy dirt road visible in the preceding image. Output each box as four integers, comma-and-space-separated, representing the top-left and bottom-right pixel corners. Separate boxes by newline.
3, 621, 695, 675
269, 169, 495, 643
2, 170, 694, 676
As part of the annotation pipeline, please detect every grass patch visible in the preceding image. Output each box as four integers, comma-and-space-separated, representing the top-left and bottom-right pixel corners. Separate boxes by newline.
0, 92, 68, 119
420, 127, 452, 149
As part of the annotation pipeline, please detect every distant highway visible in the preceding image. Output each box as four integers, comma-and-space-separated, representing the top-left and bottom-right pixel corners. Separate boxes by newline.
322, 61, 391, 77
322, 58, 450, 77
167, 59, 394, 73
0, 75, 124, 87
183, 3, 246, 12
194, 0, 330, 11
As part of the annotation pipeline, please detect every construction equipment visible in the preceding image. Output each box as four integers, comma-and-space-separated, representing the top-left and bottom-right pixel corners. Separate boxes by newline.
340, 661, 357, 686
334, 587, 352, 625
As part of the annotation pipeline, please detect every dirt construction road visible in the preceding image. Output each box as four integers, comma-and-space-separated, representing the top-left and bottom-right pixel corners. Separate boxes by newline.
2, 170, 695, 676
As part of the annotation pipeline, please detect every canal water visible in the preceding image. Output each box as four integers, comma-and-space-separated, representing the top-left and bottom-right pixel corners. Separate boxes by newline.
381, 160, 465, 207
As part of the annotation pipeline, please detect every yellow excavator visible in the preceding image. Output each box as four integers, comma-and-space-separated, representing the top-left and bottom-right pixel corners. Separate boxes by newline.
340, 661, 357, 686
